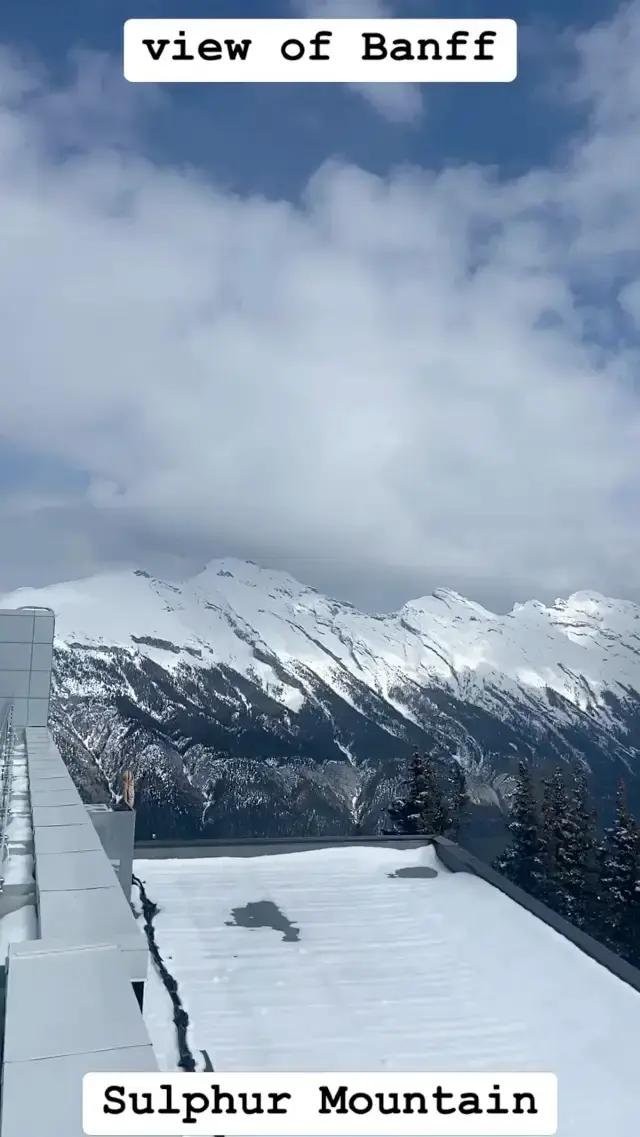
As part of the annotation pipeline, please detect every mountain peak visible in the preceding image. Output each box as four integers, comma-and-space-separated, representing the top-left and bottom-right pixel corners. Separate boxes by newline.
194, 557, 306, 593
2, 561, 639, 707
23, 558, 639, 844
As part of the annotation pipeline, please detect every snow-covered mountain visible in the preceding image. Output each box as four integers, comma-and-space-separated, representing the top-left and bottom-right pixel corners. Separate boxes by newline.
3, 559, 640, 843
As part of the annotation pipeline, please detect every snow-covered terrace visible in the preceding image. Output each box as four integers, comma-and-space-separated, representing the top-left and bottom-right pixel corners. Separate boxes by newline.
135, 840, 640, 1137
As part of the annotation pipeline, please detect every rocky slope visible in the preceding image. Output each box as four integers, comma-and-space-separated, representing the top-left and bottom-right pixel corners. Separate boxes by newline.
3, 560, 640, 844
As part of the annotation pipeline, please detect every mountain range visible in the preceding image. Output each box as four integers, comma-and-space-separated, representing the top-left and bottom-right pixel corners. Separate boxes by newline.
3, 559, 640, 849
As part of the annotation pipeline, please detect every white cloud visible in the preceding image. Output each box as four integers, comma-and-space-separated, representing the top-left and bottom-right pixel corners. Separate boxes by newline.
292, 0, 424, 123
1, 4, 640, 604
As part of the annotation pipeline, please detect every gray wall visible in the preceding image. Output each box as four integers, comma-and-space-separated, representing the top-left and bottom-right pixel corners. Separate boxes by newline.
87, 806, 135, 900
433, 836, 640, 996
135, 834, 431, 858
0, 608, 54, 728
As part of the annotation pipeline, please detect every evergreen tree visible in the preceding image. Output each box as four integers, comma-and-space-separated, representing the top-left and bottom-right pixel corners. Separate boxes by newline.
415, 754, 450, 835
538, 767, 572, 915
560, 767, 598, 929
494, 759, 542, 894
495, 761, 640, 962
386, 751, 449, 836
446, 760, 467, 838
596, 784, 640, 961
386, 752, 427, 835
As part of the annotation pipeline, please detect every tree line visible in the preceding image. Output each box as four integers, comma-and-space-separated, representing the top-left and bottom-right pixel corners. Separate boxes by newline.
387, 752, 640, 970
495, 759, 640, 968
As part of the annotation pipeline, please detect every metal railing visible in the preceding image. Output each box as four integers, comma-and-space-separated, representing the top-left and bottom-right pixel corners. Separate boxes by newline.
0, 703, 15, 887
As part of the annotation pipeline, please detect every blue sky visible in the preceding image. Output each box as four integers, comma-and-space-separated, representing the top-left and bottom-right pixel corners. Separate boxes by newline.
2, 0, 619, 192
0, 0, 639, 611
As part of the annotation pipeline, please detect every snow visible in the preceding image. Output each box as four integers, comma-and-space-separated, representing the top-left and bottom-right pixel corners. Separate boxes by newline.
5, 814, 32, 843
1, 557, 639, 721
1, 850, 34, 886
138, 953, 181, 1072
134, 845, 640, 1136
0, 904, 37, 963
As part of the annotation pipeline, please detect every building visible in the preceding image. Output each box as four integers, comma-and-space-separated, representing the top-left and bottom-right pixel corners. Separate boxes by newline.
0, 606, 157, 1136
0, 606, 639, 1135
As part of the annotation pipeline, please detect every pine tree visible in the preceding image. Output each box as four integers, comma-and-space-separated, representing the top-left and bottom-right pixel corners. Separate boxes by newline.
494, 759, 542, 895
387, 752, 428, 835
563, 768, 600, 927
538, 767, 572, 915
446, 760, 466, 838
386, 751, 449, 836
561, 767, 598, 929
495, 762, 640, 957
596, 784, 640, 960
415, 755, 450, 835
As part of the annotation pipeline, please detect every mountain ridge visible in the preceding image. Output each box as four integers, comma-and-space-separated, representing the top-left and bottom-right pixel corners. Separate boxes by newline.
2, 559, 640, 846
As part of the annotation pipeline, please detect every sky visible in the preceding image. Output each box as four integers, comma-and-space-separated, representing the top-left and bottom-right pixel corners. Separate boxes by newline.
0, 0, 638, 613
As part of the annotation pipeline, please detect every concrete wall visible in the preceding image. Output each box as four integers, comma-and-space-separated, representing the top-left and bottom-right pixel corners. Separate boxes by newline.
0, 727, 157, 1136
1, 941, 157, 1137
26, 728, 149, 986
433, 835, 640, 996
0, 609, 54, 728
87, 805, 135, 900
135, 833, 432, 858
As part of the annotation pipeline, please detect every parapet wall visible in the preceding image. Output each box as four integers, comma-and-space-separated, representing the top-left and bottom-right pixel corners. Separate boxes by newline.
0, 725, 157, 1137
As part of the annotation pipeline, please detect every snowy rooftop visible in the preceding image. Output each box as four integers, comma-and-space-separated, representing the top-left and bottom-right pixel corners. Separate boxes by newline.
135, 843, 639, 1137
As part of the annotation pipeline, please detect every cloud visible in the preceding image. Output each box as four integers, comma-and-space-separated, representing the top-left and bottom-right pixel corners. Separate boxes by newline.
1, 4, 640, 605
292, 0, 424, 123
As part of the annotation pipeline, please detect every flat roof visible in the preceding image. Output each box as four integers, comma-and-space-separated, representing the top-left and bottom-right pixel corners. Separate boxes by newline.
135, 843, 639, 1136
